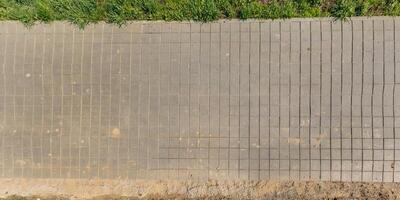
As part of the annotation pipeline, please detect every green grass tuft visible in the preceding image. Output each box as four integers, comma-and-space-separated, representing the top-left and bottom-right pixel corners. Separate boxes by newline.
0, 0, 399, 28
330, 0, 356, 19
188, 0, 219, 21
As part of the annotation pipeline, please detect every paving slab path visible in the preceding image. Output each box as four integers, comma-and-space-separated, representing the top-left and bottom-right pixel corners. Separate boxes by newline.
1, 17, 400, 182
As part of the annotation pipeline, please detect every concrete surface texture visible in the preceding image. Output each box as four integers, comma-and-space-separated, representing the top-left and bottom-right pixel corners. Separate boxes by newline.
0, 17, 400, 182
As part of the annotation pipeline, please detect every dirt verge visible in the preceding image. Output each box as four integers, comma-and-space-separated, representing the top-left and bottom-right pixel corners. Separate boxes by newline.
0, 179, 399, 199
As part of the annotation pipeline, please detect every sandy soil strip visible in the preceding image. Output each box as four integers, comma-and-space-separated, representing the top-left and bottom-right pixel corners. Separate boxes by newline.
0, 179, 399, 199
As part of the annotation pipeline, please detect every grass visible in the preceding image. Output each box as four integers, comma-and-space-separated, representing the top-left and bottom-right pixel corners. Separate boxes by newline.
1, 0, 400, 28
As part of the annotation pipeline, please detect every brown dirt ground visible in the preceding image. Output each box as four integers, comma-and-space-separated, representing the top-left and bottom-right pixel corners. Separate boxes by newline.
1, 181, 400, 199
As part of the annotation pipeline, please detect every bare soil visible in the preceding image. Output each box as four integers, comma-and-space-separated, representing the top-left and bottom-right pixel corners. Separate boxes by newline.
0, 180, 399, 199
